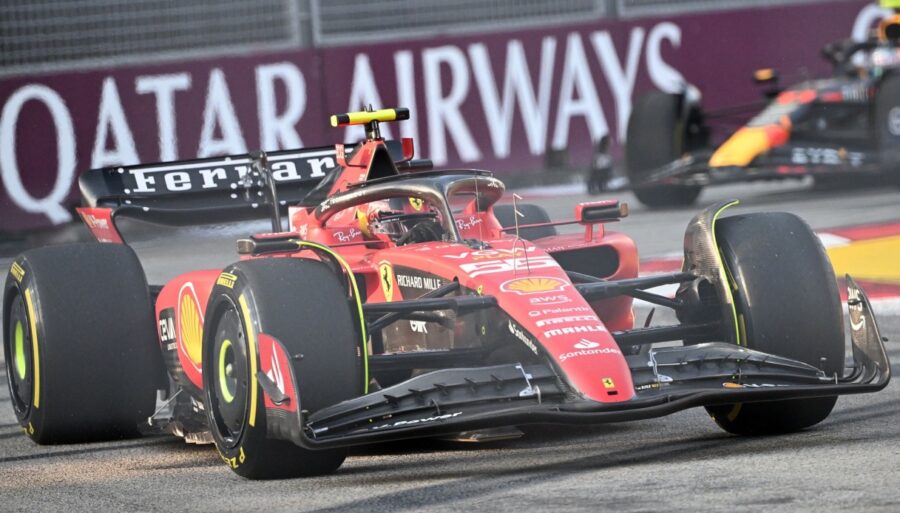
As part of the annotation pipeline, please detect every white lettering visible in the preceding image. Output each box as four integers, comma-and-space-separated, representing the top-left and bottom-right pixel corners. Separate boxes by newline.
91, 77, 139, 168
469, 37, 556, 157
198, 68, 247, 157
535, 315, 596, 327
164, 171, 191, 191
395, 50, 419, 141
410, 320, 428, 334
345, 54, 392, 142
271, 161, 301, 181
544, 324, 608, 338
199, 167, 227, 188
256, 62, 306, 151
135, 73, 191, 161
423, 45, 482, 165
308, 157, 334, 178
508, 320, 539, 354
460, 256, 558, 278
646, 22, 685, 93
558, 346, 621, 362
0, 85, 76, 223
591, 29, 644, 141
130, 168, 157, 193
397, 274, 424, 288
552, 33, 608, 150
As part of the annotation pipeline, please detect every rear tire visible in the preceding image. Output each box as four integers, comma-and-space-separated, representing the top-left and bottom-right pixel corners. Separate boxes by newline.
625, 92, 703, 208
707, 213, 844, 435
203, 258, 364, 479
2, 243, 162, 444
493, 203, 556, 240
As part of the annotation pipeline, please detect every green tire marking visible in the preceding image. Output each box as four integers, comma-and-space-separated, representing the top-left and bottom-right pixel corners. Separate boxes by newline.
14, 321, 26, 380
218, 339, 235, 403
710, 200, 742, 346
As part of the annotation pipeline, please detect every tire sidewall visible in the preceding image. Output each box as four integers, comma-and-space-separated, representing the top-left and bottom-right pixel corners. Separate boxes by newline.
3, 260, 46, 439
203, 267, 271, 476
625, 92, 702, 207
202, 258, 361, 478
876, 74, 900, 183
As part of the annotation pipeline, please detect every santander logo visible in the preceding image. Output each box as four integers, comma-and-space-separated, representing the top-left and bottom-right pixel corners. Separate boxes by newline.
574, 339, 600, 349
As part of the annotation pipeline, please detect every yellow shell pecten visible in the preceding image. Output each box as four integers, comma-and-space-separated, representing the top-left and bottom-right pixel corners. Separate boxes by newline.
180, 292, 203, 366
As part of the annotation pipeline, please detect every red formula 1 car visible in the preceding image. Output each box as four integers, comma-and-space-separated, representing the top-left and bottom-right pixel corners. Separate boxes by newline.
3, 108, 891, 479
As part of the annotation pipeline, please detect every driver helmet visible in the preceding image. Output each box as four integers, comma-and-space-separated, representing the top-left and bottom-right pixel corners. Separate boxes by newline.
878, 14, 900, 44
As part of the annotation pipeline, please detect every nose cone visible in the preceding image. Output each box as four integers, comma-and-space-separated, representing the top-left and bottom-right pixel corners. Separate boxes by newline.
379, 239, 636, 403
449, 242, 634, 403
709, 125, 788, 168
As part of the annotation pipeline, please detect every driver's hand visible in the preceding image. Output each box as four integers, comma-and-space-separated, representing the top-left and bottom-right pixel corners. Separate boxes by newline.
397, 220, 444, 245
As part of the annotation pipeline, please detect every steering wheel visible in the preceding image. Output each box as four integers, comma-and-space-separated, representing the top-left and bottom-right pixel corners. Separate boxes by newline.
370, 210, 444, 245
374, 211, 439, 224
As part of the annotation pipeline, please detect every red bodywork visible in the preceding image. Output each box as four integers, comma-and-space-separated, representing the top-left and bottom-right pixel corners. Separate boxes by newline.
80, 136, 639, 407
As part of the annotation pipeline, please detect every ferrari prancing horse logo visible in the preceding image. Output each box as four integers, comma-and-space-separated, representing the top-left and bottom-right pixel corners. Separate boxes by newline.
378, 261, 394, 302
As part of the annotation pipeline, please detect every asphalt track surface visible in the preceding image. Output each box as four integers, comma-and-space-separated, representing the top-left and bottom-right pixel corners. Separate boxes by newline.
1, 178, 899, 513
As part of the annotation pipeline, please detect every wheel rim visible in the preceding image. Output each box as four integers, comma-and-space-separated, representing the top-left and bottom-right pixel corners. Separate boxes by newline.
6, 294, 33, 416
209, 306, 249, 448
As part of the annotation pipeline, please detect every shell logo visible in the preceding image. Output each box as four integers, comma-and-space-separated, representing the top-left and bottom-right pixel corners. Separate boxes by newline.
177, 283, 204, 369
500, 276, 568, 295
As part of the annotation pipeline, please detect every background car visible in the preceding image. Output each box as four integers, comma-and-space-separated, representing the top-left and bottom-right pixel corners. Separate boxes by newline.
621, 12, 900, 207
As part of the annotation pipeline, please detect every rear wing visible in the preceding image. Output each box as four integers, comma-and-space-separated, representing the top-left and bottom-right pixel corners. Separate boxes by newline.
76, 140, 425, 243
79, 145, 349, 225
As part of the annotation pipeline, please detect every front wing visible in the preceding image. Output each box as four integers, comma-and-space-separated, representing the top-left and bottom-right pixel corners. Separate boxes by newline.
261, 277, 889, 449
614, 143, 890, 190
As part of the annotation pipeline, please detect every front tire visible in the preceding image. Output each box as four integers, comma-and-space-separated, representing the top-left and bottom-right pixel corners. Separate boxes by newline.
203, 258, 364, 479
625, 92, 703, 208
707, 213, 844, 435
875, 74, 900, 187
2, 243, 162, 443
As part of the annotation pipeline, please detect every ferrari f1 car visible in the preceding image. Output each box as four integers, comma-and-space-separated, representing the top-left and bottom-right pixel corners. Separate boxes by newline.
3, 108, 891, 479
620, 10, 900, 207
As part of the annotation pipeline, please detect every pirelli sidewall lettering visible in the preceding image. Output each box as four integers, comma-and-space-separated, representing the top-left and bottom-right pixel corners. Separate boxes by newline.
0, 0, 877, 231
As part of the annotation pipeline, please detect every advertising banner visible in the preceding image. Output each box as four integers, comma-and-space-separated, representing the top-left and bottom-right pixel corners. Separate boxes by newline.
0, 0, 884, 231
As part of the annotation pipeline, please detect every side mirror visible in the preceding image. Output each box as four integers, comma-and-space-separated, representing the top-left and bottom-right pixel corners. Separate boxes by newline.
576, 200, 628, 224
753, 68, 779, 85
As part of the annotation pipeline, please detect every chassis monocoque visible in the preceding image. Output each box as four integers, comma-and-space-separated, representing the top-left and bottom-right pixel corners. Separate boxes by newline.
3, 108, 891, 479
617, 15, 900, 208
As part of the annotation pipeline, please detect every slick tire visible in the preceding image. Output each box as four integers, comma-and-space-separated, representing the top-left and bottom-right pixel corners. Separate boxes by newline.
625, 92, 703, 208
203, 258, 364, 479
707, 213, 845, 435
493, 203, 556, 240
2, 243, 162, 444
875, 74, 900, 187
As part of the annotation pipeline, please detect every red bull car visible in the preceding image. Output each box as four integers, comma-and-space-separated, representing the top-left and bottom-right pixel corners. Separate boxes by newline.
3, 108, 890, 479
620, 12, 900, 207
